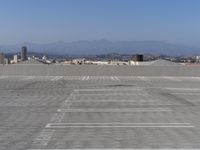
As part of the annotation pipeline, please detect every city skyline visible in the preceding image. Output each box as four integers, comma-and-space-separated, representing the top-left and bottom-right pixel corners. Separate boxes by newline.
1, 40, 200, 56
0, 0, 200, 47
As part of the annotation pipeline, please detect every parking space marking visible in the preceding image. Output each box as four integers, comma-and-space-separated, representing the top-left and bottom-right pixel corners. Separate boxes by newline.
117, 76, 200, 82
22, 76, 35, 81
75, 88, 141, 92
67, 100, 156, 102
82, 76, 90, 80
81, 76, 86, 80
111, 76, 115, 80
45, 125, 194, 128
166, 88, 200, 91
114, 76, 119, 80
31, 90, 75, 148
86, 76, 90, 80
177, 77, 200, 81
51, 76, 63, 81
31, 129, 55, 146
137, 76, 150, 81
63, 76, 82, 80
172, 93, 200, 95
46, 122, 192, 125
0, 76, 8, 79
29, 84, 195, 149
45, 123, 194, 128
81, 76, 120, 81
28, 148, 197, 150
72, 93, 147, 96
57, 108, 173, 112
163, 77, 181, 81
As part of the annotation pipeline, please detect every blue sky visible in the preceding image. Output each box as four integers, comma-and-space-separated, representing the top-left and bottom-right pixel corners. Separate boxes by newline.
0, 0, 200, 46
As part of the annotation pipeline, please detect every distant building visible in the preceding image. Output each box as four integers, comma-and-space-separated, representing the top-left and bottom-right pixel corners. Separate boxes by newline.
89, 61, 109, 65
21, 46, 28, 61
42, 56, 47, 61
196, 56, 200, 63
132, 54, 143, 62
129, 61, 139, 66
10, 54, 19, 64
4, 58, 9, 65
0, 53, 4, 64
14, 55, 18, 63
109, 60, 128, 65
129, 54, 144, 65
71, 58, 85, 65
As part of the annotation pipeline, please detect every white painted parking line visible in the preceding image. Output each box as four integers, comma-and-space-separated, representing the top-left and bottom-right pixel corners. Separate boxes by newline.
120, 76, 152, 81
51, 76, 58, 81
28, 148, 199, 150
28, 148, 198, 150
45, 123, 194, 128
73, 93, 147, 96
68, 99, 155, 103
22, 76, 35, 81
166, 88, 200, 91
118, 76, 200, 82
64, 76, 82, 80
0, 76, 8, 79
187, 99, 200, 102
64, 92, 76, 109
177, 77, 200, 81
81, 76, 90, 80
46, 122, 192, 125
85, 76, 90, 80
51, 76, 63, 81
75, 88, 141, 92
137, 76, 150, 81
31, 129, 55, 146
114, 76, 119, 81
111, 76, 115, 80
110, 76, 119, 81
81, 76, 86, 80
81, 76, 121, 81
57, 108, 173, 112
93, 76, 106, 80
118, 76, 137, 78
172, 93, 200, 95
32, 90, 76, 147
68, 100, 156, 103
45, 126, 194, 128
163, 77, 181, 81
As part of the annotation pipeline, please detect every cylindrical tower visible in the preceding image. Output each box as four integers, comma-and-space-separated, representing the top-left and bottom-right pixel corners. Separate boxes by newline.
0, 53, 4, 64
21, 46, 28, 61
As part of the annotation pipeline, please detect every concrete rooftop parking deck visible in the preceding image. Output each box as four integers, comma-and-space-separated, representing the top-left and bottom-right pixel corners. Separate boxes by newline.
1, 65, 200, 149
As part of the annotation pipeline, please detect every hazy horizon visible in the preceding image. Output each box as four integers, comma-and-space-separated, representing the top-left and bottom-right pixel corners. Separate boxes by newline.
1, 40, 200, 56
0, 39, 199, 48
1, 0, 200, 48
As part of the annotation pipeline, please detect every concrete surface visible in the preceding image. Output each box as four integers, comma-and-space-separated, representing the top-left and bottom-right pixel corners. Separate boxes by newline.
0, 66, 200, 149
0, 65, 200, 76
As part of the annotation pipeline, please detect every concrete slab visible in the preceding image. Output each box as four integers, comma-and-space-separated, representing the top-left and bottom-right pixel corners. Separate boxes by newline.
0, 67, 200, 149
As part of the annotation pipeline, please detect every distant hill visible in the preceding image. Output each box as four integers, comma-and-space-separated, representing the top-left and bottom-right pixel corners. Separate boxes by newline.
0, 40, 199, 56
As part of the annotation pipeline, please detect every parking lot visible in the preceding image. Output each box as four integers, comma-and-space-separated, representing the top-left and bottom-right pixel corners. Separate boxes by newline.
0, 74, 200, 149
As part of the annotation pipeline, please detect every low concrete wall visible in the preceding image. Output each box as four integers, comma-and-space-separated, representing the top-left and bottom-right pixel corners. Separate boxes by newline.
0, 64, 200, 76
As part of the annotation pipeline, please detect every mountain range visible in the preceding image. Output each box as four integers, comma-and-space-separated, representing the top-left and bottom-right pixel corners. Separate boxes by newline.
0, 40, 199, 56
